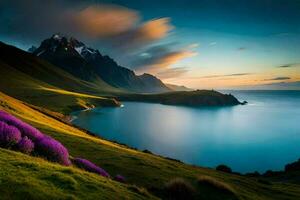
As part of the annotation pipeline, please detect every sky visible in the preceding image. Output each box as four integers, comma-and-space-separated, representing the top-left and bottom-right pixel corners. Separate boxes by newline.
0, 0, 300, 89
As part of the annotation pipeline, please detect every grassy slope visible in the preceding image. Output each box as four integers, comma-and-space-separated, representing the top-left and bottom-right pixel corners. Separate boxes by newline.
0, 42, 125, 114
0, 61, 120, 114
0, 149, 155, 200
0, 41, 122, 95
1, 92, 300, 200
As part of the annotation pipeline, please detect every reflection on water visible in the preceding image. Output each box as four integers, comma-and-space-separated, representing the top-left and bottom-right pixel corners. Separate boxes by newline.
72, 90, 300, 173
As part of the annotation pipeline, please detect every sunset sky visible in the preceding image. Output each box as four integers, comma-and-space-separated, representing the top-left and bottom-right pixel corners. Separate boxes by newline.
1, 0, 300, 89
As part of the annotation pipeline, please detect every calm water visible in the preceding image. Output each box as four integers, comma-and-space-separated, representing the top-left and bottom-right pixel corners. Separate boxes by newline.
72, 90, 300, 173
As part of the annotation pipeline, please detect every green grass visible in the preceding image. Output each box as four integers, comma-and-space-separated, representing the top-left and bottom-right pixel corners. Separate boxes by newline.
1, 91, 300, 199
0, 148, 156, 200
0, 60, 120, 114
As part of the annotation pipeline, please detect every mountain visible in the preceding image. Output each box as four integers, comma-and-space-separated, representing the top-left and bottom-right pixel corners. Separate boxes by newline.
0, 40, 242, 112
0, 41, 121, 113
33, 34, 170, 93
27, 45, 37, 53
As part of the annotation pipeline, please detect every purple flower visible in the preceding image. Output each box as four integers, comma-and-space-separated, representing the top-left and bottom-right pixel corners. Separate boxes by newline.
72, 158, 110, 178
114, 175, 126, 183
16, 136, 34, 154
35, 136, 71, 166
0, 111, 43, 141
0, 121, 21, 147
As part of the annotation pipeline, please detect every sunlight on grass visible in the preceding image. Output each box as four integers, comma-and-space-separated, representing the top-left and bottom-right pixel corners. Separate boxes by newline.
0, 148, 155, 200
38, 86, 107, 99
0, 92, 138, 154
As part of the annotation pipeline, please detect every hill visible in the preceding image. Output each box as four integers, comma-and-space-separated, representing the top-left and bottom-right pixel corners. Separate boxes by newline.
0, 41, 122, 113
0, 148, 155, 200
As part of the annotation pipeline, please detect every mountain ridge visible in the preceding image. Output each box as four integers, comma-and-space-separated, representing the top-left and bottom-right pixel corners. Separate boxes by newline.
33, 34, 171, 93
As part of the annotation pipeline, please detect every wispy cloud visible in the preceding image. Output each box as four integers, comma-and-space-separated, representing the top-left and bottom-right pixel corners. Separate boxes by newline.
264, 77, 291, 81
194, 73, 253, 79
131, 43, 197, 73
263, 81, 300, 86
277, 63, 300, 68
237, 47, 247, 51
74, 5, 139, 38
0, 1, 174, 51
110, 18, 174, 49
233, 81, 300, 90
1, 0, 197, 72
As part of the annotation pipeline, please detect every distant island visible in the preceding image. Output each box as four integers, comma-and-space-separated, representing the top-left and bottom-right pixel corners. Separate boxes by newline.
116, 90, 243, 107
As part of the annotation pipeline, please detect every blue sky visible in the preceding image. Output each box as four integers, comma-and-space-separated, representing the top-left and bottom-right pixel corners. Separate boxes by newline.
1, 0, 300, 89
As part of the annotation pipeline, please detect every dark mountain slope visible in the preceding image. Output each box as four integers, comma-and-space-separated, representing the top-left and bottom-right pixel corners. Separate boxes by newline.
0, 41, 120, 113
33, 34, 170, 93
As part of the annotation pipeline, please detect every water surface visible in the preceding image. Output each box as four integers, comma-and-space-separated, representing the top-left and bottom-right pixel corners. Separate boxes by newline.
72, 90, 300, 173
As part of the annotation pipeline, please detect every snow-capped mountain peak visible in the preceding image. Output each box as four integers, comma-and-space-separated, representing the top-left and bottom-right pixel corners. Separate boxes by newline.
33, 34, 102, 59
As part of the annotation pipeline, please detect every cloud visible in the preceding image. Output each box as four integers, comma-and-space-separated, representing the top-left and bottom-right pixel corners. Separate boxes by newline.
74, 5, 139, 38
195, 73, 253, 79
0, 1, 173, 50
110, 18, 174, 49
0, 0, 196, 73
0, 0, 70, 40
136, 18, 173, 42
234, 81, 300, 90
153, 51, 196, 68
277, 63, 300, 68
264, 77, 291, 81
187, 43, 199, 49
156, 67, 189, 79
238, 47, 246, 51
254, 81, 300, 90
263, 81, 300, 87
132, 44, 197, 72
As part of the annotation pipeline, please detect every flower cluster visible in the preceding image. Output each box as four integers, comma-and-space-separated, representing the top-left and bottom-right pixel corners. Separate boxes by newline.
0, 111, 126, 182
0, 110, 70, 165
16, 136, 35, 154
35, 136, 71, 166
0, 121, 21, 147
114, 175, 126, 183
72, 157, 110, 178
0, 111, 43, 141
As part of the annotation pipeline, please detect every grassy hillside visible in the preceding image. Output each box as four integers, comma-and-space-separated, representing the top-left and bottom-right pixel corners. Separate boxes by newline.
1, 91, 300, 199
0, 149, 155, 200
0, 42, 122, 95
0, 42, 122, 114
